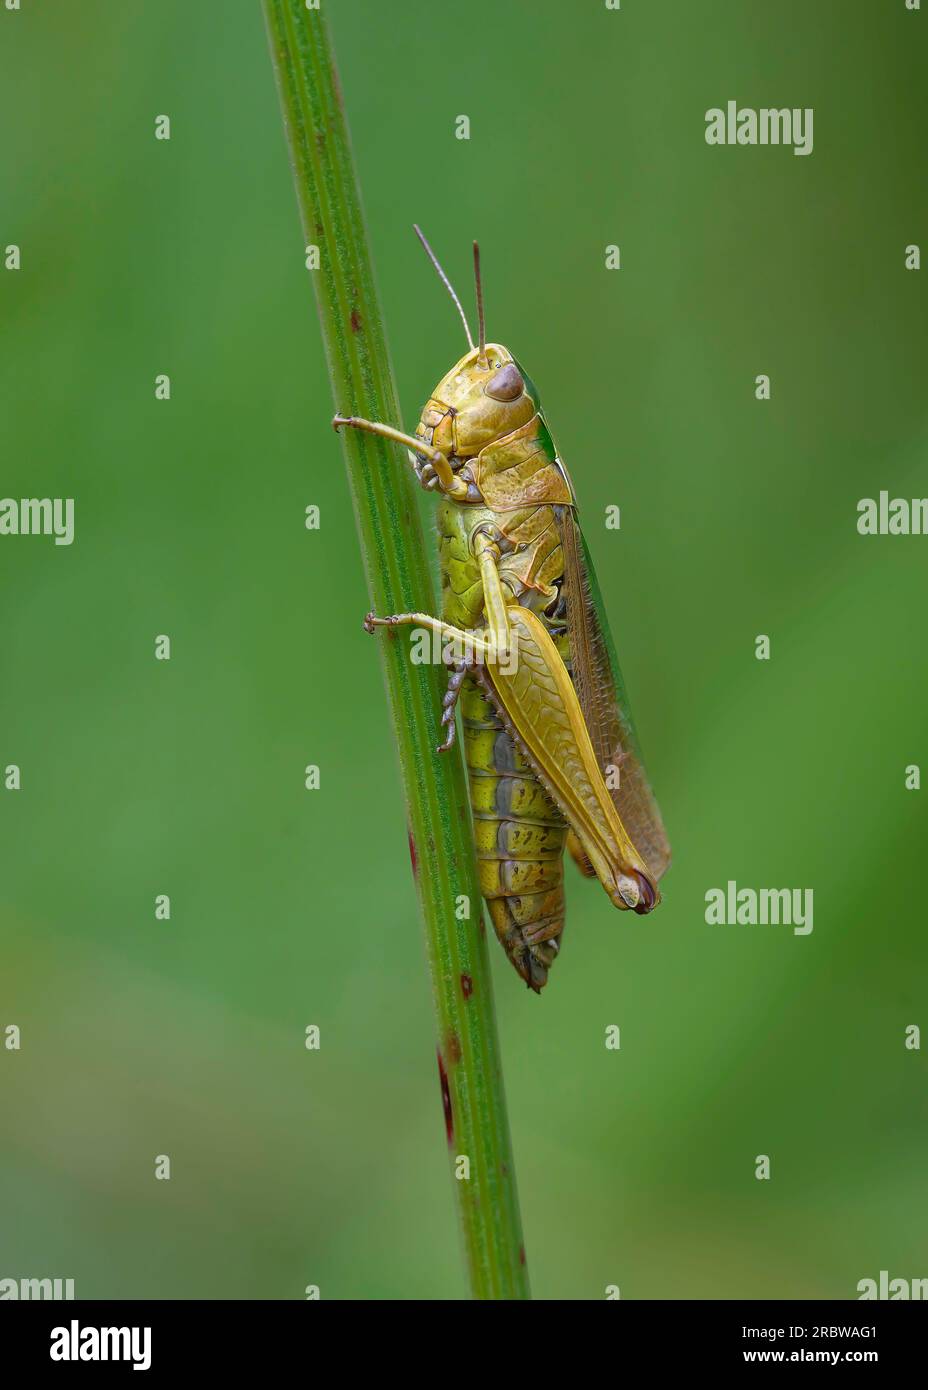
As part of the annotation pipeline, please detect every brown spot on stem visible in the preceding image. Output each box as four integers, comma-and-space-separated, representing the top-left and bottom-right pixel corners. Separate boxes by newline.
519, 1245, 526, 1266
407, 831, 418, 879
447, 1032, 462, 1064
460, 973, 473, 999
437, 1050, 454, 1145
350, 309, 362, 334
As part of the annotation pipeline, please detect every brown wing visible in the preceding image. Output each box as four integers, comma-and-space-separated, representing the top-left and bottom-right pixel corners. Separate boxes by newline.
556, 504, 671, 880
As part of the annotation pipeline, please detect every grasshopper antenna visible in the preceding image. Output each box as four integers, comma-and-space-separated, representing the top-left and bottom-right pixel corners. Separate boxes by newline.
413, 225, 475, 352
473, 240, 487, 367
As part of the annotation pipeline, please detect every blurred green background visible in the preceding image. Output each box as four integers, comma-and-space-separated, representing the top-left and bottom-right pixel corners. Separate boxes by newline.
1, 0, 926, 1300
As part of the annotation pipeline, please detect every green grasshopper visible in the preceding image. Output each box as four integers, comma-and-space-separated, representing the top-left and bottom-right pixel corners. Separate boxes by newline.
335, 230, 670, 991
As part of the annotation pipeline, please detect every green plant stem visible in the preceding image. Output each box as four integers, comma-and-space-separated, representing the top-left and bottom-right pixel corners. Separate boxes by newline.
262, 0, 529, 1299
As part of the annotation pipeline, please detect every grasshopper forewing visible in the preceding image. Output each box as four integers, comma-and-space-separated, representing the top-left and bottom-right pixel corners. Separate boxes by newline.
335, 231, 670, 990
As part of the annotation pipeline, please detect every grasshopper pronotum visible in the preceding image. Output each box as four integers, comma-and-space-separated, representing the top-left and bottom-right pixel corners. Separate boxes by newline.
335, 230, 670, 991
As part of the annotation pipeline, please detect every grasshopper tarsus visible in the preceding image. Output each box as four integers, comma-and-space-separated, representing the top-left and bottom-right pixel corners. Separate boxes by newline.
435, 661, 469, 755
436, 714, 457, 754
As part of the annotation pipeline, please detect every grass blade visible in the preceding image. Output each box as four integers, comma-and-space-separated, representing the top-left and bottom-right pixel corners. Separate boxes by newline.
261, 0, 530, 1299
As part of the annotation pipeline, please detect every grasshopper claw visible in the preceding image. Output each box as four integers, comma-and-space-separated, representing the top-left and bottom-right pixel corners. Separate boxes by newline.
364, 611, 405, 634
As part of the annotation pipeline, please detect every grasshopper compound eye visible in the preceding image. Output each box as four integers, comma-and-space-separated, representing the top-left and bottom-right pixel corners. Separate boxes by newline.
485, 363, 524, 401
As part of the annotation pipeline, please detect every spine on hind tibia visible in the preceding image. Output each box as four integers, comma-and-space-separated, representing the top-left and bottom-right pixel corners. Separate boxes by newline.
461, 678, 567, 992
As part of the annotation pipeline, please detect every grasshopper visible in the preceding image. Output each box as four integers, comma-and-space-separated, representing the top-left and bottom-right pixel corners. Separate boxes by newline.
335, 230, 670, 991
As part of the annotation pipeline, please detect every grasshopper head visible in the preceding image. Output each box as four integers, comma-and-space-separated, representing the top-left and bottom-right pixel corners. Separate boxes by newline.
416, 345, 535, 461
410, 229, 540, 487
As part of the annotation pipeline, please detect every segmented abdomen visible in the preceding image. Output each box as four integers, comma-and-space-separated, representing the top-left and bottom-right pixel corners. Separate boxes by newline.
462, 678, 567, 992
